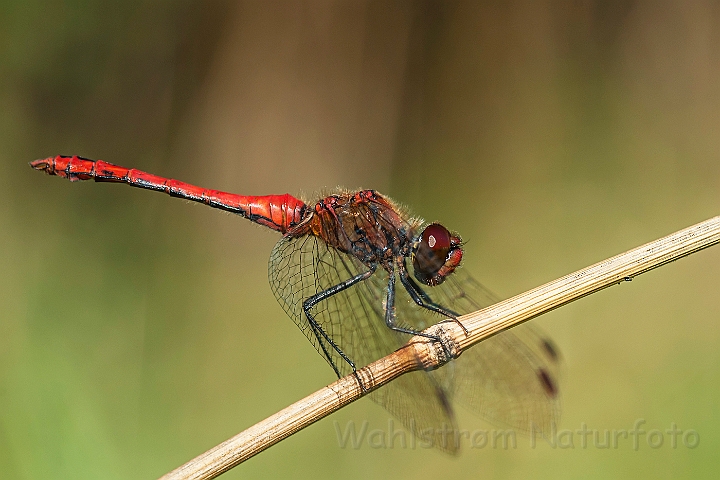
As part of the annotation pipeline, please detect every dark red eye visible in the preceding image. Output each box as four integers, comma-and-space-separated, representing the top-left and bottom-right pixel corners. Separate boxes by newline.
412, 223, 462, 286
422, 224, 451, 254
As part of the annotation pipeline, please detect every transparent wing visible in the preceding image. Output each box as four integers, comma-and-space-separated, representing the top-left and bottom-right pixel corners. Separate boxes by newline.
418, 270, 562, 435
354, 264, 462, 452
269, 233, 398, 377
360, 262, 561, 436
269, 232, 561, 451
269, 233, 461, 452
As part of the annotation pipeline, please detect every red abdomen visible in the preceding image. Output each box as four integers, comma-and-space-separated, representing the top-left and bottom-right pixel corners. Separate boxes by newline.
31, 155, 307, 234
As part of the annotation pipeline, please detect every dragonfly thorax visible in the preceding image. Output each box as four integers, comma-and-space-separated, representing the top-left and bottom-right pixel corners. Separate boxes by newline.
301, 190, 463, 285
304, 190, 416, 272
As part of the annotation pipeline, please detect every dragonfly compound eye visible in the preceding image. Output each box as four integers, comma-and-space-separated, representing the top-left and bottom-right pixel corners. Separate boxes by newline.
413, 223, 463, 286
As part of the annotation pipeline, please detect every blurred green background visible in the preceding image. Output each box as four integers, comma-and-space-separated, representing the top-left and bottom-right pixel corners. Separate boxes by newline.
1, 1, 719, 478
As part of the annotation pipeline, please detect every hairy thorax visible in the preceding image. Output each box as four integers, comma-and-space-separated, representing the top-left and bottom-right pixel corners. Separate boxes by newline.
301, 190, 419, 272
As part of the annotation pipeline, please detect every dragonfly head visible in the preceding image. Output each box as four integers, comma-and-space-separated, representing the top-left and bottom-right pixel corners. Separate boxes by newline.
412, 223, 463, 286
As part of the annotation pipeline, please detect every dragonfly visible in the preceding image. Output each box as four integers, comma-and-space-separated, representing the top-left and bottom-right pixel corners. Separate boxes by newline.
31, 155, 560, 452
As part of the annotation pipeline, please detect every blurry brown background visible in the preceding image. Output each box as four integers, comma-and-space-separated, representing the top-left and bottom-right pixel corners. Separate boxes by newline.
1, 1, 719, 478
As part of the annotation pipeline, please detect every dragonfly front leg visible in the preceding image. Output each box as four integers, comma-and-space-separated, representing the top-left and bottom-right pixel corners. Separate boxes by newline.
303, 267, 375, 388
399, 259, 469, 336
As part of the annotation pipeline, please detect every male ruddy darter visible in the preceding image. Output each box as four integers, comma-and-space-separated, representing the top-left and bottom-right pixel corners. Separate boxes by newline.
31, 155, 560, 452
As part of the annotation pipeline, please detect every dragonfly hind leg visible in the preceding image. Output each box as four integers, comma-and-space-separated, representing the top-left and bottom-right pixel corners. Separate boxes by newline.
302, 267, 375, 390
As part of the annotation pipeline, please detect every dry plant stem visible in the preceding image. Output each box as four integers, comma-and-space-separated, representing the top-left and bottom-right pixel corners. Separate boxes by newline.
161, 216, 720, 480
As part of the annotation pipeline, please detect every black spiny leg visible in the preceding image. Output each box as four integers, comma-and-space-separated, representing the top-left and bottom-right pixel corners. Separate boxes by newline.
399, 259, 469, 336
303, 267, 375, 389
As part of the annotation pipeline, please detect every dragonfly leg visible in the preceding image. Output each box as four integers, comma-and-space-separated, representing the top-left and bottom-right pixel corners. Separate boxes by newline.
399, 260, 469, 336
303, 267, 376, 390
384, 271, 454, 362
306, 322, 343, 378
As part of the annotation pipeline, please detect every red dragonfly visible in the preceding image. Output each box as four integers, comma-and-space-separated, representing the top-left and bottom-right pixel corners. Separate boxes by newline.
31, 155, 560, 452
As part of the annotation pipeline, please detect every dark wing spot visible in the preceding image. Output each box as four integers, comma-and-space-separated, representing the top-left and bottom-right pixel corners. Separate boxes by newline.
537, 369, 557, 398
541, 338, 559, 362
435, 385, 453, 416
